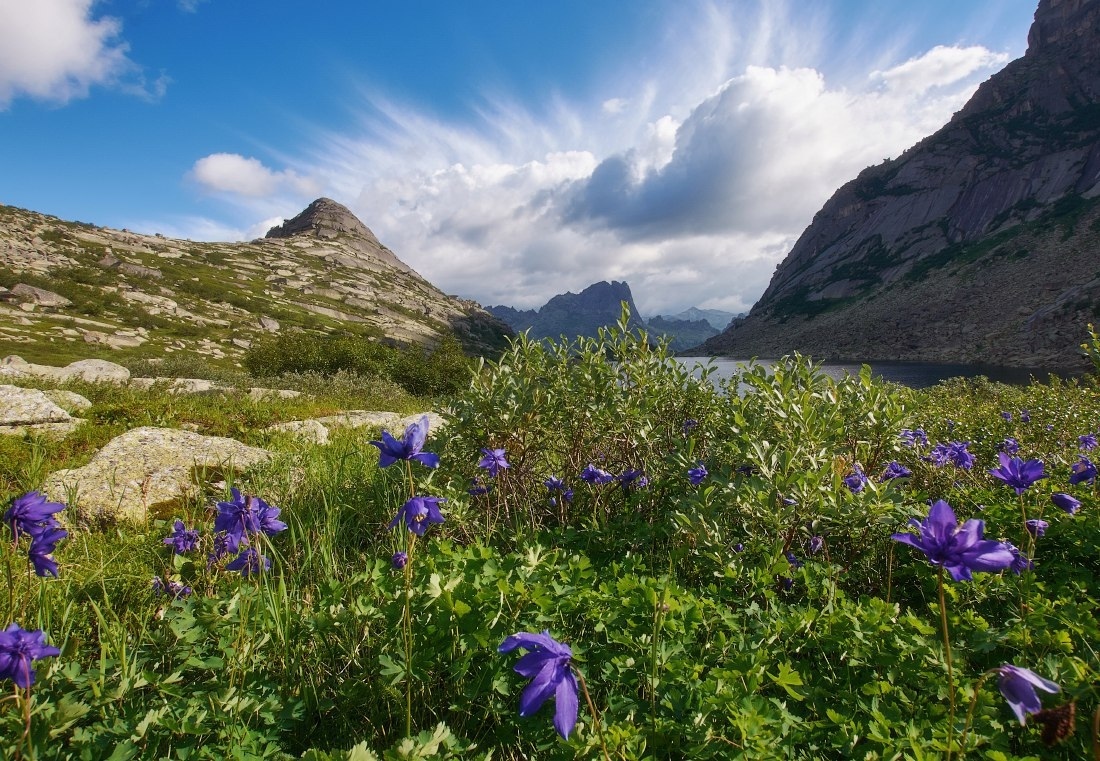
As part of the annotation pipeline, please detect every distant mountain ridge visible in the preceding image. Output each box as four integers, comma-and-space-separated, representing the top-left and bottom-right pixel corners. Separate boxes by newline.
703, 0, 1100, 369
487, 281, 731, 351
0, 198, 512, 366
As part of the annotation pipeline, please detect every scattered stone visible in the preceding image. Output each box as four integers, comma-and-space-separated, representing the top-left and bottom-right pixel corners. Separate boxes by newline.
0, 385, 81, 437
266, 419, 330, 445
42, 389, 93, 412
10, 284, 71, 308
259, 315, 280, 332
42, 426, 271, 522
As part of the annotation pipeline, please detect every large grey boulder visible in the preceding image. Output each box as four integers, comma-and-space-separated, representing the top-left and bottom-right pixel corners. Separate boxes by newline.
0, 384, 81, 437
42, 427, 271, 522
10, 284, 71, 308
0, 356, 130, 383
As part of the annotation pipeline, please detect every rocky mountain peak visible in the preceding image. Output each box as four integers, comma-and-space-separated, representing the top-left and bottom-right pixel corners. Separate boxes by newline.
1027, 0, 1100, 55
265, 198, 381, 247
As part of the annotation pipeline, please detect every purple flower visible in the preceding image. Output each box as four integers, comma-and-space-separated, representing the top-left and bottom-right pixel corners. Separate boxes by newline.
997, 665, 1059, 725
369, 416, 440, 469
785, 551, 804, 569
988, 453, 1046, 494
1070, 456, 1097, 485
843, 466, 868, 493
1079, 433, 1098, 451
1026, 519, 1048, 537
498, 630, 578, 740
929, 441, 975, 470
391, 551, 408, 570
226, 547, 270, 577
388, 496, 446, 536
1051, 492, 1081, 515
809, 536, 824, 554
892, 500, 1015, 582
682, 419, 698, 435
207, 533, 231, 567
152, 576, 192, 599
733, 543, 745, 553
4, 491, 65, 541
1006, 543, 1033, 575
687, 462, 708, 486
467, 477, 490, 496
1020, 410, 1030, 423
28, 525, 67, 578
899, 428, 929, 448
617, 469, 646, 490
1001, 437, 1020, 455
880, 461, 912, 481
214, 489, 286, 553
478, 448, 509, 477
580, 464, 614, 485
163, 520, 199, 555
1001, 411, 1013, 422
0, 623, 60, 688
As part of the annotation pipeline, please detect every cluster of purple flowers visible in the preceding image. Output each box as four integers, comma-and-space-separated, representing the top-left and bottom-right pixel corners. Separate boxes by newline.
843, 466, 868, 493
3, 491, 68, 577
0, 623, 60, 688
1078, 433, 1098, 451
899, 428, 929, 448
152, 576, 192, 599
544, 476, 573, 506
210, 488, 287, 574
928, 441, 975, 470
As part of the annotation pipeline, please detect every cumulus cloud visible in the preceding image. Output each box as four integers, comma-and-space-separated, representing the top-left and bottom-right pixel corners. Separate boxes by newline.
0, 0, 156, 108
871, 45, 1010, 94
190, 153, 321, 198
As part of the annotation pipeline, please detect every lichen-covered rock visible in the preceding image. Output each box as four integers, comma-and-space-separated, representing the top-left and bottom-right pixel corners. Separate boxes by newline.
266, 419, 330, 445
0, 384, 81, 437
42, 426, 271, 522
42, 389, 93, 412
0, 356, 130, 382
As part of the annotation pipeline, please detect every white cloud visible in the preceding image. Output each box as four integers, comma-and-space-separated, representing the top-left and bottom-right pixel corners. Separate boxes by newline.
190, 153, 321, 198
190, 0, 1016, 316
0, 0, 153, 108
871, 45, 1010, 94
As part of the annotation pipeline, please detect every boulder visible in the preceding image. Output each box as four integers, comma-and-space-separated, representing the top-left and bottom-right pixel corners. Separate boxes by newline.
42, 426, 271, 522
0, 385, 79, 438
10, 284, 71, 308
42, 389, 93, 412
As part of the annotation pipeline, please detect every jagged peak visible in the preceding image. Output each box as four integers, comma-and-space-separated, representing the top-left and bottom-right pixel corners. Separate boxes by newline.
265, 198, 381, 246
1027, 0, 1100, 56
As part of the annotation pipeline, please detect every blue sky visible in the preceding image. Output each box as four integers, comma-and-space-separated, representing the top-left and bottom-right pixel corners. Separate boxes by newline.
0, 0, 1037, 315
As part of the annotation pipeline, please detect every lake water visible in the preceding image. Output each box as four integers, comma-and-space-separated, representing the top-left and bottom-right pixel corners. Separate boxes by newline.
675, 356, 1083, 390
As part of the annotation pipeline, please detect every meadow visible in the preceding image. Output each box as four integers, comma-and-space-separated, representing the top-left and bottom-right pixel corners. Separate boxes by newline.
2, 317, 1099, 759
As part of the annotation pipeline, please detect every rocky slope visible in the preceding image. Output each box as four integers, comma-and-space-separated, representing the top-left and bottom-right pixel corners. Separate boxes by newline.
0, 198, 511, 366
703, 0, 1100, 369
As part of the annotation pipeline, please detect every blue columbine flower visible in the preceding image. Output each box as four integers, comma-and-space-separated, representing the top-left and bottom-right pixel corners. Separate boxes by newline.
467, 477, 490, 496
1079, 433, 1098, 451
391, 551, 408, 570
478, 447, 509, 477
617, 469, 647, 492
682, 419, 698, 435
1002, 437, 1020, 455
997, 665, 1059, 725
1026, 519, 1049, 537
580, 464, 614, 485
163, 519, 199, 554
0, 623, 61, 688
152, 576, 192, 599
27, 525, 67, 578
214, 488, 286, 553
843, 466, 868, 493
892, 499, 1014, 581
498, 630, 579, 740
1001, 411, 1013, 422
809, 536, 824, 554
880, 461, 912, 481
226, 547, 270, 577
929, 441, 975, 469
899, 428, 929, 448
369, 416, 440, 469
1051, 492, 1081, 515
388, 496, 446, 536
1069, 456, 1097, 485
4, 491, 65, 541
1006, 543, 1033, 575
687, 462, 708, 486
1020, 410, 1031, 422
988, 453, 1046, 495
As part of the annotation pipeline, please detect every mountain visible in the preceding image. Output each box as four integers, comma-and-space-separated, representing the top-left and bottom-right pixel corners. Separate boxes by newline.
487, 281, 643, 341
703, 0, 1100, 369
645, 315, 720, 352
0, 198, 512, 366
655, 307, 739, 332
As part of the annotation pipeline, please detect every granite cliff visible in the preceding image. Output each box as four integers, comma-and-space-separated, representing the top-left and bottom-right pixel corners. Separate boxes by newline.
0, 198, 511, 365
703, 0, 1100, 369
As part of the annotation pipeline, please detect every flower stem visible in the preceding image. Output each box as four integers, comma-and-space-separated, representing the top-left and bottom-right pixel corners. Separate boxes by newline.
938, 567, 957, 760
957, 669, 995, 758
403, 532, 417, 738
576, 669, 612, 761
